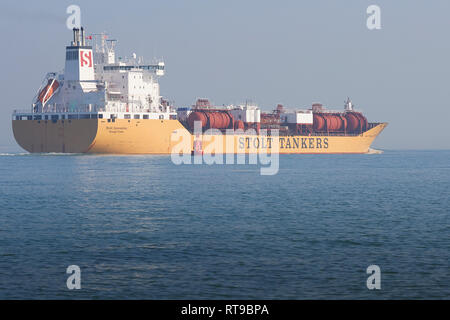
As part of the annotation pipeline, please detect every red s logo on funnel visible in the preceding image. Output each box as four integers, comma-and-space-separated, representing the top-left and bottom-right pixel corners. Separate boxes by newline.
80, 50, 92, 67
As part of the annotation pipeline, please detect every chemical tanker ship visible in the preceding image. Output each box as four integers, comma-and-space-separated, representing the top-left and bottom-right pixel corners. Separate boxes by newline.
12, 28, 387, 154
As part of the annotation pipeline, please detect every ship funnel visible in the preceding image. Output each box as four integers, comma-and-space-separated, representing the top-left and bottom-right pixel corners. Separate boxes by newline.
72, 28, 85, 46
66, 26, 94, 82
80, 27, 85, 46
72, 28, 78, 46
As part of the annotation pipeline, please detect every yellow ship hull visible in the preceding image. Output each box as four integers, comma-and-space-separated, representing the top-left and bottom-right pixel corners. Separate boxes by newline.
12, 118, 387, 154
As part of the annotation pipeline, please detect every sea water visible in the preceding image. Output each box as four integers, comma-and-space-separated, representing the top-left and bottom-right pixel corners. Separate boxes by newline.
0, 150, 448, 299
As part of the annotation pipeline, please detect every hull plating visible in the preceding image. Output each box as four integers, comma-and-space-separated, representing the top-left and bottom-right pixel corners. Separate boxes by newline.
12, 119, 387, 154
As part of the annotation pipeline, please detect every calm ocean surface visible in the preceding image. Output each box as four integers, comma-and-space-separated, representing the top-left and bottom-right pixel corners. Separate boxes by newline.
0, 150, 448, 299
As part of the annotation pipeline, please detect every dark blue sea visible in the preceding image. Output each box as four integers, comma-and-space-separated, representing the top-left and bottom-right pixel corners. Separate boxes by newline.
0, 150, 448, 299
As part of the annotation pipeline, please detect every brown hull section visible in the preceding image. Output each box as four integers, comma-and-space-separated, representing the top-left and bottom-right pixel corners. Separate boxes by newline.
12, 119, 98, 153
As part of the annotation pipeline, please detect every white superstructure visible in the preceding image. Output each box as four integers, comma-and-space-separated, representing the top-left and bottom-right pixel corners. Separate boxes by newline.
229, 104, 261, 123
27, 27, 175, 120
280, 110, 313, 124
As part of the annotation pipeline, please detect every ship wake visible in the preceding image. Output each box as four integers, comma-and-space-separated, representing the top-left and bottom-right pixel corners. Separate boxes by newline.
366, 148, 384, 154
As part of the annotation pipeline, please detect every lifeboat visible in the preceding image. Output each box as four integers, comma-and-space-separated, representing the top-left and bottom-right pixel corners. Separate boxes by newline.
37, 79, 59, 104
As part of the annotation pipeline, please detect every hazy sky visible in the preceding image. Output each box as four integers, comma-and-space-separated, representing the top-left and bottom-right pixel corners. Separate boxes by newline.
1, 0, 449, 151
